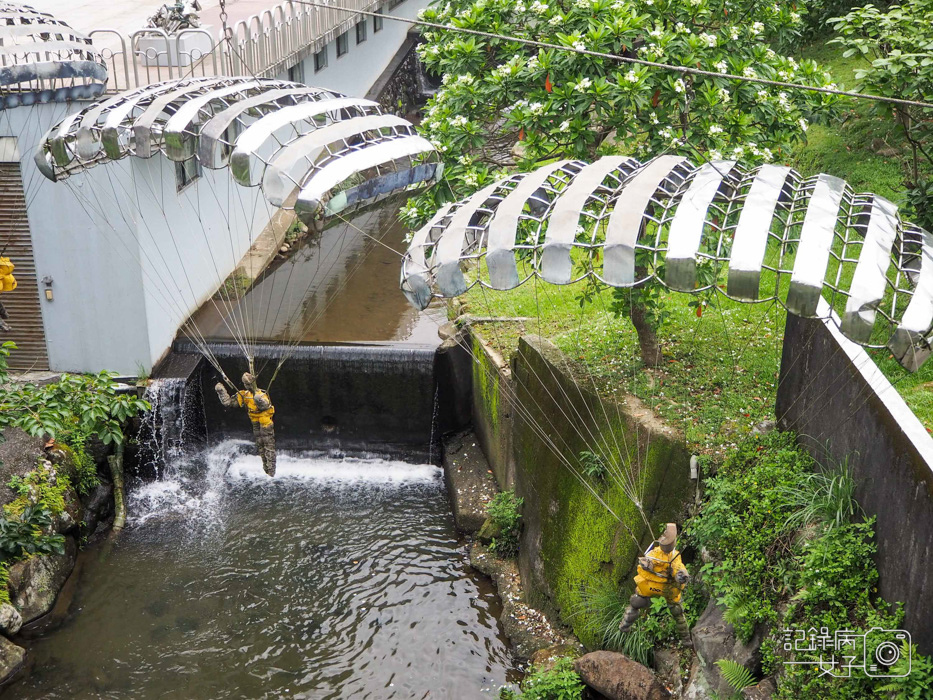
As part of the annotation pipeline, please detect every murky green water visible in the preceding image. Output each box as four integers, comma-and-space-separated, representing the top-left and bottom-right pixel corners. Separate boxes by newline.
4, 444, 518, 699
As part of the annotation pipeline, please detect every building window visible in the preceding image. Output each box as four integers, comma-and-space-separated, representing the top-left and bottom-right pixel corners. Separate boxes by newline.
374, 8, 384, 32
336, 31, 349, 57
388, 0, 404, 9
314, 46, 327, 72
356, 19, 367, 44
288, 62, 305, 84
176, 157, 201, 192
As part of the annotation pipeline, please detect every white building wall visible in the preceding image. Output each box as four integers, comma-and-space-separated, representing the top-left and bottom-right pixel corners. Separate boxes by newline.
278, 0, 427, 98
0, 0, 428, 374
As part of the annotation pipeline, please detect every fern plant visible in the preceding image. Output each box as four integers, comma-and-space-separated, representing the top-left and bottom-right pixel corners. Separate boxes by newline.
715, 659, 756, 698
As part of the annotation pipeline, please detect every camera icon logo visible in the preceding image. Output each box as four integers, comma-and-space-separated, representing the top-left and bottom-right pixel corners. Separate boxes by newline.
863, 627, 911, 678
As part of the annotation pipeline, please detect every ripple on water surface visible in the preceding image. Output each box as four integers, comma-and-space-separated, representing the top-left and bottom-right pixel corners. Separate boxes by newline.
5, 443, 517, 699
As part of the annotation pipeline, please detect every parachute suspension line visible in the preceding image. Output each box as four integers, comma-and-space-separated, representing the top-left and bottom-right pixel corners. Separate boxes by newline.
195, 167, 257, 359
182, 168, 256, 361
550, 280, 653, 534
187, 166, 254, 354
60, 177, 235, 389
530, 277, 654, 537
129, 157, 250, 362
227, 157, 271, 358
105, 162, 237, 381
473, 279, 648, 547
265, 207, 401, 387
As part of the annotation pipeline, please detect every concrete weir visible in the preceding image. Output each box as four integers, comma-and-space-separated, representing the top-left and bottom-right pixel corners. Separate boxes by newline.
167, 340, 470, 462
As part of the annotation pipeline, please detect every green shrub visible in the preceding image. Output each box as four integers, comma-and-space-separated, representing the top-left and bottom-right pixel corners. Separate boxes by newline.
0, 504, 65, 561
777, 459, 860, 533
500, 657, 584, 700
488, 489, 523, 558
687, 432, 811, 640
59, 430, 101, 496
577, 450, 608, 482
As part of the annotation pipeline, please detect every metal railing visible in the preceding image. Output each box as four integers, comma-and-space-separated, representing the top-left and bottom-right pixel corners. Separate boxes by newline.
90, 0, 380, 92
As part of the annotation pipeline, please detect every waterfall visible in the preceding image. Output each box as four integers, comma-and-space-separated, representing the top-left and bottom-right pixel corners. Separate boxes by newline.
138, 377, 203, 478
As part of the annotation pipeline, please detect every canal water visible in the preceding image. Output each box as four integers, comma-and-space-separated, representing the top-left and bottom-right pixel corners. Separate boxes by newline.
189, 206, 445, 346
5, 443, 518, 699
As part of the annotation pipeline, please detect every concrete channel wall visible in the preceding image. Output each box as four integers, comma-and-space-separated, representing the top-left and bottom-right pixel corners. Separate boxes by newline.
467, 326, 692, 645
777, 300, 933, 653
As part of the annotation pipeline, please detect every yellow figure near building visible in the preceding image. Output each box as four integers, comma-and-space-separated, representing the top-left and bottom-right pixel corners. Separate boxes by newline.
619, 523, 693, 647
0, 256, 16, 331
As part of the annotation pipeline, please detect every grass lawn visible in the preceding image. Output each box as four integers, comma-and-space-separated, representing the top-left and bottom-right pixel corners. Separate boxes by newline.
461, 270, 786, 459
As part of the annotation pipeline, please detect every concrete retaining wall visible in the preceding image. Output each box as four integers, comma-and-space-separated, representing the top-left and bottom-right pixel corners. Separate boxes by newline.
777, 300, 933, 653
469, 328, 692, 646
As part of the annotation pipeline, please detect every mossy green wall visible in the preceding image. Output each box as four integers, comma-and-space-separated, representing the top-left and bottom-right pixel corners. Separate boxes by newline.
470, 330, 516, 488
479, 334, 692, 648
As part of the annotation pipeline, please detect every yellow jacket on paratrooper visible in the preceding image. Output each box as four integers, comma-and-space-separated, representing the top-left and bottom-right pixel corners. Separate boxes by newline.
236, 389, 275, 427
634, 545, 688, 603
0, 257, 16, 293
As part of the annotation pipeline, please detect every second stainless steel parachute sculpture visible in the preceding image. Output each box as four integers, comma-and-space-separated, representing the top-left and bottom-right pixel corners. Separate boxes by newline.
401, 155, 933, 371
34, 76, 441, 223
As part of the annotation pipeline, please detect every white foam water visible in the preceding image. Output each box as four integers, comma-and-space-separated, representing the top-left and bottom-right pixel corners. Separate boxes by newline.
127, 441, 442, 526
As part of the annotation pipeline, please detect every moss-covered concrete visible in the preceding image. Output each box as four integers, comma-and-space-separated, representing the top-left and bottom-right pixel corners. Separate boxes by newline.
473, 333, 692, 648
470, 329, 517, 489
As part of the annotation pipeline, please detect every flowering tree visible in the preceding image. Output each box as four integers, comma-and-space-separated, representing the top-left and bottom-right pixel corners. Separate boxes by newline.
405, 0, 837, 363
831, 1, 933, 229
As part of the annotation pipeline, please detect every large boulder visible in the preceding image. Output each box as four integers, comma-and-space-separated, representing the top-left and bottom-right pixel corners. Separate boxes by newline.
80, 481, 114, 540
573, 651, 671, 700
0, 635, 25, 685
0, 428, 44, 505
0, 604, 22, 636
8, 535, 77, 623
692, 601, 766, 698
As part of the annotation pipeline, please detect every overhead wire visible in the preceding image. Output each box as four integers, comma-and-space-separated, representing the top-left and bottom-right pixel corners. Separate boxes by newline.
291, 0, 933, 111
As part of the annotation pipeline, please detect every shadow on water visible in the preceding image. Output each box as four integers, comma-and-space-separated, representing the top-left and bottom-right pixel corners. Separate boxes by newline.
4, 443, 520, 699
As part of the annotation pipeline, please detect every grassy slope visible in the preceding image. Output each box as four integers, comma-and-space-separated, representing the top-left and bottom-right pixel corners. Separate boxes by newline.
463, 271, 785, 458
792, 42, 933, 434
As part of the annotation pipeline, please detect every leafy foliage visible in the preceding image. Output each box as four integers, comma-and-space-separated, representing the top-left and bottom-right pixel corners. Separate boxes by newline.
59, 431, 102, 496
488, 489, 524, 557
777, 458, 861, 533
0, 342, 149, 447
688, 430, 933, 699
0, 504, 65, 561
687, 431, 811, 640
500, 657, 584, 700
405, 0, 836, 226
578, 450, 608, 482
830, 1, 933, 229
715, 659, 757, 694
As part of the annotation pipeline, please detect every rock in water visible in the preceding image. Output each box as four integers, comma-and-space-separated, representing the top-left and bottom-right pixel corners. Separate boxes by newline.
0, 635, 25, 685
0, 604, 22, 636
574, 651, 671, 700
8, 535, 77, 623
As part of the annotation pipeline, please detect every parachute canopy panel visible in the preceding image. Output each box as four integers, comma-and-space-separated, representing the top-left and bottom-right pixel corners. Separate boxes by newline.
401, 155, 933, 372
0, 2, 108, 109
34, 77, 441, 224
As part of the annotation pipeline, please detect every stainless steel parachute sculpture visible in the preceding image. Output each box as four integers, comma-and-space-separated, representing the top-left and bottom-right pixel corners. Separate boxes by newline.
400, 155, 933, 371
34, 76, 441, 224
0, 2, 108, 109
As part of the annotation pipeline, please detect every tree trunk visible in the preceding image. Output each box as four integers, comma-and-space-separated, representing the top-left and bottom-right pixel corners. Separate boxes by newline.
108, 442, 126, 532
630, 301, 662, 367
